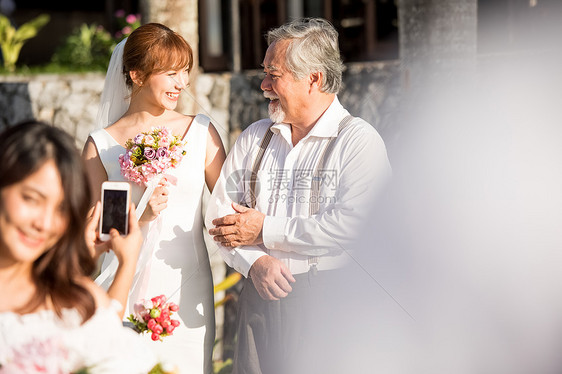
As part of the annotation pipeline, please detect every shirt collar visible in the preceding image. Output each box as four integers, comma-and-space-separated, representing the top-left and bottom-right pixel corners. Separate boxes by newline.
270, 96, 347, 142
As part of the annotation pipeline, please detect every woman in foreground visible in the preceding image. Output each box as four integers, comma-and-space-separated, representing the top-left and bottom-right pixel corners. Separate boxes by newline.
0, 121, 157, 373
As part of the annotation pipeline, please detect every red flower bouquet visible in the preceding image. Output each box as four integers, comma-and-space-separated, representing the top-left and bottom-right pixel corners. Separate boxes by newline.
127, 295, 180, 341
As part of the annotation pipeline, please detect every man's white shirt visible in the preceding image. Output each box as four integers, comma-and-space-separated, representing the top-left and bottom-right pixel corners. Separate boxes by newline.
205, 96, 391, 276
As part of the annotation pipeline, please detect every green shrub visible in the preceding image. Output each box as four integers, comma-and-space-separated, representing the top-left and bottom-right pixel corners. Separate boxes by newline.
0, 14, 50, 72
51, 23, 115, 72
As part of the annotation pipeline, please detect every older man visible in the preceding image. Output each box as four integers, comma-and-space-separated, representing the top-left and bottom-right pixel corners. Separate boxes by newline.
206, 18, 391, 373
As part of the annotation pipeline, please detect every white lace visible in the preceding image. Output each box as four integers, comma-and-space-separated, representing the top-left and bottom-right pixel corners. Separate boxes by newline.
0, 302, 157, 373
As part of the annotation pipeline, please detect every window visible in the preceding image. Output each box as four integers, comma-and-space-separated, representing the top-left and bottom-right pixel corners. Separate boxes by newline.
198, 0, 398, 72
478, 0, 562, 54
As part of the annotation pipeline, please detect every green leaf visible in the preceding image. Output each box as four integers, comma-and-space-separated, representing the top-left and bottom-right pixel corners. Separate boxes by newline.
0, 14, 13, 40
0, 13, 49, 71
14, 14, 50, 42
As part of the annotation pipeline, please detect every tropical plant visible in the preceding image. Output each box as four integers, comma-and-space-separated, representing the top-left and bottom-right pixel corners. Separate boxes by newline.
51, 23, 115, 72
214, 272, 242, 308
212, 272, 241, 374
0, 14, 50, 72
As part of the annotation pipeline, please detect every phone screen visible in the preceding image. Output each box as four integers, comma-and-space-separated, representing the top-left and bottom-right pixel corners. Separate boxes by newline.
101, 189, 128, 235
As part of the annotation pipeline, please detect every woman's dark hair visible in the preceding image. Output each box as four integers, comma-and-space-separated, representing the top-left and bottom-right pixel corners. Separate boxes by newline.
0, 120, 96, 322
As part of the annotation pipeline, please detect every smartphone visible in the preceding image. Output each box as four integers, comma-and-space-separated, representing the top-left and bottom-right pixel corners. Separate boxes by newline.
99, 181, 130, 241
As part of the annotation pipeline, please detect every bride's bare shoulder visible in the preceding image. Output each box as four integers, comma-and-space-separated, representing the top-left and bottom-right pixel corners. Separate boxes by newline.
102, 118, 136, 144
167, 112, 195, 133
104, 117, 129, 132
169, 111, 194, 122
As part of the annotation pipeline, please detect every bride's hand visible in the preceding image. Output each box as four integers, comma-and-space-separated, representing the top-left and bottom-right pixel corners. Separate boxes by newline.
140, 179, 169, 223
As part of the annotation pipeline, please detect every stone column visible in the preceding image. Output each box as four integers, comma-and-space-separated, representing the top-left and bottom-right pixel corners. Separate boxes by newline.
398, 0, 477, 90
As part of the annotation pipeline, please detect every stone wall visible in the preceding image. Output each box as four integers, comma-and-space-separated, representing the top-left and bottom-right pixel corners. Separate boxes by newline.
0, 73, 104, 146
0, 72, 232, 148
227, 60, 401, 146
0, 59, 401, 148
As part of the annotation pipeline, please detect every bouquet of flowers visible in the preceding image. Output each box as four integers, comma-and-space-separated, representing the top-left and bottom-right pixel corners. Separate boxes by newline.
119, 127, 186, 186
127, 295, 180, 341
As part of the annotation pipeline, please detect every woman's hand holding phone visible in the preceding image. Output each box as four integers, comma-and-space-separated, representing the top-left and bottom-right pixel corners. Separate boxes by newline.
86, 201, 142, 264
85, 201, 110, 261
108, 203, 143, 266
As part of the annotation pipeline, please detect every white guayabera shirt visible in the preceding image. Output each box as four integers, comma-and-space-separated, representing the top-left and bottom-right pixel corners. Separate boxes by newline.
205, 96, 391, 276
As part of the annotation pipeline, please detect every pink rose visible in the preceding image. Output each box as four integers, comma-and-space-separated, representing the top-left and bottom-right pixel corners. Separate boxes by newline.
133, 134, 144, 144
143, 135, 155, 146
147, 318, 157, 330
133, 302, 148, 321
144, 147, 156, 160
158, 127, 170, 137
157, 147, 169, 159
151, 332, 160, 341
157, 309, 170, 323
141, 163, 157, 178
172, 147, 185, 161
152, 324, 164, 335
169, 303, 179, 312
159, 136, 172, 148
126, 14, 137, 24
151, 295, 166, 307
153, 160, 167, 173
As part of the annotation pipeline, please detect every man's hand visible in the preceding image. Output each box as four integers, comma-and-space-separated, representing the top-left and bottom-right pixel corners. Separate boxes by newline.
209, 203, 266, 247
249, 255, 296, 300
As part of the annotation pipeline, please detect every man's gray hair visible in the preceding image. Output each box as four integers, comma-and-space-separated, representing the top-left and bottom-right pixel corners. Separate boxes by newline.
267, 18, 344, 94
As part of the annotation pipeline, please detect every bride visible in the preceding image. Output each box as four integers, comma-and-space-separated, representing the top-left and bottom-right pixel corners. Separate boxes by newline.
82, 23, 226, 373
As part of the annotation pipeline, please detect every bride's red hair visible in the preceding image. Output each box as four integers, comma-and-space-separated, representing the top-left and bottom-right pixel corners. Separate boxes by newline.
123, 23, 193, 91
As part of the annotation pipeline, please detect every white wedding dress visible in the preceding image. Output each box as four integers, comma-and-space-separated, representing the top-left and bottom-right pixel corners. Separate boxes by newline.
0, 301, 157, 373
89, 114, 215, 374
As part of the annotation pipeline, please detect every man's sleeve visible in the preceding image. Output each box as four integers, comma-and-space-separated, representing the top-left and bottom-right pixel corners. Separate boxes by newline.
261, 125, 391, 256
